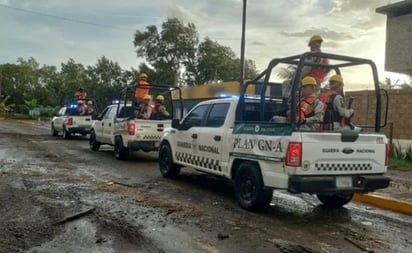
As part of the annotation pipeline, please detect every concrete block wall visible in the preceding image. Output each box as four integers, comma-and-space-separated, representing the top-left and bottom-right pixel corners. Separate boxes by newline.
347, 90, 412, 139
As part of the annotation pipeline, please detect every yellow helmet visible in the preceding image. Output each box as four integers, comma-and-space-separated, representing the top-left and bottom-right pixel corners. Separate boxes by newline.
87, 100, 93, 105
329, 74, 343, 83
302, 76, 317, 86
156, 95, 164, 101
139, 73, 148, 79
308, 35, 323, 46
143, 94, 151, 100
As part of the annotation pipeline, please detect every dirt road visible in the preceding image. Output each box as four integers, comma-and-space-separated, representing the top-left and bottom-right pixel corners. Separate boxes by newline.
1, 120, 411, 253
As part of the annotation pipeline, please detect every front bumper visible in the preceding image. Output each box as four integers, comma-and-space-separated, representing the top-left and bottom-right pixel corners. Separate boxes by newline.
288, 175, 390, 194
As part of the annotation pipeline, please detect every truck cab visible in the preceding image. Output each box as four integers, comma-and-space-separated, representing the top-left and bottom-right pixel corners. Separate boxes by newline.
159, 52, 390, 211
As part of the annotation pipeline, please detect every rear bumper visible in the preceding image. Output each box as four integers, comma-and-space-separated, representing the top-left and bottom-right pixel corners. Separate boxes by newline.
66, 126, 91, 134
127, 140, 159, 151
288, 175, 390, 194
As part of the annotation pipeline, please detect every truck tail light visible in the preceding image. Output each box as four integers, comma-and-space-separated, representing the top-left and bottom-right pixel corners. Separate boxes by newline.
67, 117, 73, 126
285, 142, 302, 167
385, 143, 389, 166
128, 122, 135, 135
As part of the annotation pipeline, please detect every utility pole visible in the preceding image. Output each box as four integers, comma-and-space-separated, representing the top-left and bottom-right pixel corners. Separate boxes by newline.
239, 0, 247, 86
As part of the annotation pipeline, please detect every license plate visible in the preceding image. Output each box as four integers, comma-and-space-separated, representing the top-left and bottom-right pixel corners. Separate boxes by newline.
336, 177, 352, 188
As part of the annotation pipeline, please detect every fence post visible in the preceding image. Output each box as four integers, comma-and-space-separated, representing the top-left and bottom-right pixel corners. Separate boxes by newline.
389, 122, 393, 147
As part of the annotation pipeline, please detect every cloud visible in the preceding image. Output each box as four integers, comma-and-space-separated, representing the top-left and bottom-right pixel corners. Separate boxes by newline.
330, 0, 388, 13
280, 28, 355, 41
250, 41, 265, 46
168, 5, 208, 26
329, 0, 388, 30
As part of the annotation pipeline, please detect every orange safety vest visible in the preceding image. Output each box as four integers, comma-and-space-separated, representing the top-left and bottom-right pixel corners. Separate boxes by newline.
75, 91, 87, 100
299, 95, 317, 121
308, 57, 329, 84
134, 80, 150, 100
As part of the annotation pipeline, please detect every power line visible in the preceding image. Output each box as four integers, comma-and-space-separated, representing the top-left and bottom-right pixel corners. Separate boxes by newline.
0, 3, 136, 31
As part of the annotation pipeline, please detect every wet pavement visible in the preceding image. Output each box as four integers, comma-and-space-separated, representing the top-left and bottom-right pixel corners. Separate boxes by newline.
0, 120, 411, 253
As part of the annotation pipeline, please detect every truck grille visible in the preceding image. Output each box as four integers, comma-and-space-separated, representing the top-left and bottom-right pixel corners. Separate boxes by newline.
315, 163, 372, 171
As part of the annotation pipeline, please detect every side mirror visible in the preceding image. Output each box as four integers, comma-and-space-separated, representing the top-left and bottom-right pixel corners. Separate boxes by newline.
171, 118, 181, 129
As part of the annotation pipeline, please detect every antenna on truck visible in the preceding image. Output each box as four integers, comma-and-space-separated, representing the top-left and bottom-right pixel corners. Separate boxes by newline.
239, 0, 247, 87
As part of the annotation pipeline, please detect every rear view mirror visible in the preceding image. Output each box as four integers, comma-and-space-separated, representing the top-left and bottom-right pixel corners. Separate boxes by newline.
171, 119, 181, 129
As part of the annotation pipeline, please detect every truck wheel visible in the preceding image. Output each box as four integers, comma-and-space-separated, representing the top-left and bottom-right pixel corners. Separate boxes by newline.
89, 130, 100, 151
317, 193, 353, 208
51, 124, 58, 136
62, 128, 71, 139
234, 162, 273, 211
159, 143, 181, 178
114, 137, 129, 160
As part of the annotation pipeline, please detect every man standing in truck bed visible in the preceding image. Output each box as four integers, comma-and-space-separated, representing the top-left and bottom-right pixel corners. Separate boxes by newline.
134, 73, 151, 101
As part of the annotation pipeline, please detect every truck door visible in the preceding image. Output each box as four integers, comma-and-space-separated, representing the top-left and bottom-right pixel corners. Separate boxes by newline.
195, 103, 230, 174
102, 106, 117, 143
173, 104, 210, 169
94, 106, 110, 142
54, 107, 67, 132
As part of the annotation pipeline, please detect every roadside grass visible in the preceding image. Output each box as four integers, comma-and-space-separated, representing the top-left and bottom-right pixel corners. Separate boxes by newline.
388, 158, 412, 171
0, 113, 50, 121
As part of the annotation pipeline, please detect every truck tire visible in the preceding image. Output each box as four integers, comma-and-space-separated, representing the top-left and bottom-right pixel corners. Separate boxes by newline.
234, 162, 273, 211
51, 124, 58, 136
159, 143, 181, 178
317, 193, 353, 208
89, 130, 101, 151
114, 136, 129, 160
62, 127, 71, 139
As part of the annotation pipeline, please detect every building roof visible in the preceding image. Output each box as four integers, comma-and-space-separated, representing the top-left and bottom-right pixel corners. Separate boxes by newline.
376, 0, 412, 17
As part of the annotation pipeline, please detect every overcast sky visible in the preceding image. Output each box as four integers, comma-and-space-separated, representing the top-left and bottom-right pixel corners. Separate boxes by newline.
0, 0, 409, 88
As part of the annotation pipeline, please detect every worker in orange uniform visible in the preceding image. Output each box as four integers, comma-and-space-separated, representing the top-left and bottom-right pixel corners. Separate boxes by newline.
75, 87, 87, 100
136, 95, 152, 119
319, 74, 354, 130
294, 76, 324, 131
134, 73, 151, 101
151, 95, 170, 120
302, 35, 329, 87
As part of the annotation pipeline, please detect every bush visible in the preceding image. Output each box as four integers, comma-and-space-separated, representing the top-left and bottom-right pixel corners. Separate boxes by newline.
405, 145, 412, 162
390, 141, 404, 160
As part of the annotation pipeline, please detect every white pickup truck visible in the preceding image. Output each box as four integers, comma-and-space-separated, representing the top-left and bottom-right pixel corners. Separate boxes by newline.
158, 52, 391, 211
89, 85, 182, 160
51, 105, 94, 139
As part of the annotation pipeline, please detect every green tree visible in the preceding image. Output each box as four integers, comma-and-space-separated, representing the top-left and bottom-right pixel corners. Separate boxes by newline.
134, 17, 199, 86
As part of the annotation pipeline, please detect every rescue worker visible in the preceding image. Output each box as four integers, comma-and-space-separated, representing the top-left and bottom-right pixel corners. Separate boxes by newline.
302, 35, 329, 87
86, 100, 95, 115
136, 94, 152, 120
134, 73, 150, 101
151, 95, 170, 120
295, 76, 324, 131
77, 100, 87, 116
75, 87, 87, 100
319, 74, 354, 130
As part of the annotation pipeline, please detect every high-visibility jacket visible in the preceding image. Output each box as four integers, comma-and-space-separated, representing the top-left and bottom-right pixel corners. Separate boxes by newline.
134, 80, 150, 100
308, 57, 329, 84
299, 95, 317, 120
75, 91, 87, 100
138, 103, 152, 119
319, 91, 341, 124
151, 102, 170, 120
